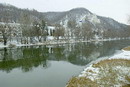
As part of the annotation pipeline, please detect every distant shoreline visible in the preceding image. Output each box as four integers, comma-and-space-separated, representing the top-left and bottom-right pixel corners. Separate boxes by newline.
0, 38, 130, 48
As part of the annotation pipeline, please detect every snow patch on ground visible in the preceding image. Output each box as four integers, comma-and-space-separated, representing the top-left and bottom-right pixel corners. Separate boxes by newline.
88, 14, 100, 24
79, 65, 100, 81
110, 50, 130, 60
78, 49, 130, 86
0, 44, 8, 48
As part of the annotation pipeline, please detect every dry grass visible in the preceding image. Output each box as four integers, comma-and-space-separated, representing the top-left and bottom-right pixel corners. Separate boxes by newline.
92, 59, 130, 68
123, 46, 130, 51
66, 77, 99, 87
66, 59, 130, 87
125, 76, 130, 82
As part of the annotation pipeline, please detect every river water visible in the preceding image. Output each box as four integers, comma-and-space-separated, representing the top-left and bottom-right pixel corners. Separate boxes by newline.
0, 40, 130, 87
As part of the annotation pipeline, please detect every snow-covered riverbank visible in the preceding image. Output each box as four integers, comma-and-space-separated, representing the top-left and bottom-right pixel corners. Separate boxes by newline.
110, 50, 130, 60
66, 47, 130, 87
0, 38, 130, 48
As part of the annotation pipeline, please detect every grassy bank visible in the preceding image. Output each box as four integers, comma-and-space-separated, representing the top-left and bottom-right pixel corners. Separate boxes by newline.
123, 46, 130, 51
66, 59, 130, 87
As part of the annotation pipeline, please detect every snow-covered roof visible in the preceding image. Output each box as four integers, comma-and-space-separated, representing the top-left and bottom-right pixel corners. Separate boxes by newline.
47, 26, 55, 30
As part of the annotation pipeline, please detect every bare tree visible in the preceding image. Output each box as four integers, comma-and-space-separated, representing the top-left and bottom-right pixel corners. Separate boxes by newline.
19, 12, 32, 44
81, 23, 92, 40
67, 20, 77, 39
41, 20, 47, 42
53, 24, 65, 40
0, 10, 13, 45
73, 26, 81, 40
0, 24, 12, 45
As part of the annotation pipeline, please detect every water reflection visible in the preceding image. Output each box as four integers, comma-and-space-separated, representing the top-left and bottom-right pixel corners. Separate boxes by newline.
0, 40, 130, 73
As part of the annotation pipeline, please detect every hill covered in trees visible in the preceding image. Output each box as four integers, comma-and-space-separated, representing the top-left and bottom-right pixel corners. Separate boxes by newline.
0, 3, 130, 46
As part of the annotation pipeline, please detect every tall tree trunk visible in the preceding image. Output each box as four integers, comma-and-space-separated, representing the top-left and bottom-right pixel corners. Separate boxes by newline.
4, 39, 7, 45
2, 33, 7, 45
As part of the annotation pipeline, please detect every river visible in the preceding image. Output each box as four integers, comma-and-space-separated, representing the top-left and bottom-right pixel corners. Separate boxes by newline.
0, 40, 130, 87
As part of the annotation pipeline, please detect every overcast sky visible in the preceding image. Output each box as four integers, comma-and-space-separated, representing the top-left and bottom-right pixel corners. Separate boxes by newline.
0, 0, 130, 24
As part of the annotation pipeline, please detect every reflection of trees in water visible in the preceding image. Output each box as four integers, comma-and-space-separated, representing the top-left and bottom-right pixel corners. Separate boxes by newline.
3, 48, 8, 61
0, 46, 49, 73
67, 43, 101, 65
0, 40, 130, 72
